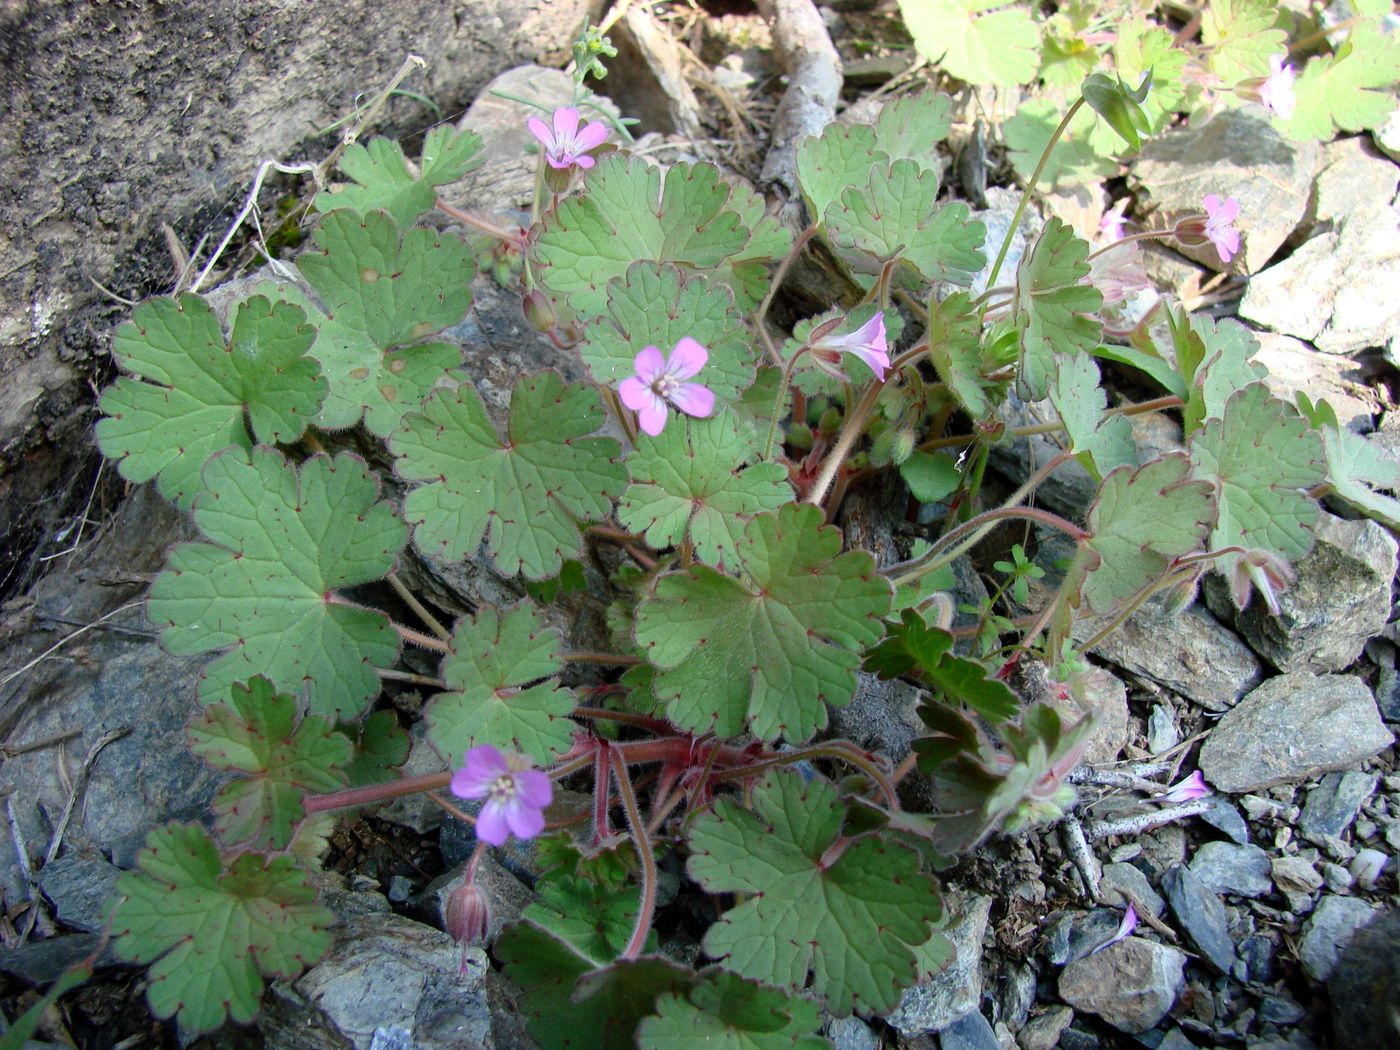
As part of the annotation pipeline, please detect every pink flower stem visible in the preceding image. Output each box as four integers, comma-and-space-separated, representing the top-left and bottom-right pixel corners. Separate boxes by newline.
324, 592, 450, 654
918, 396, 1183, 452
754, 225, 819, 330
434, 198, 524, 248
610, 749, 658, 961
762, 344, 810, 461
574, 706, 677, 734
805, 380, 885, 509
888, 505, 1086, 591
304, 770, 455, 814
377, 667, 447, 688
426, 790, 478, 826
1085, 229, 1174, 262
708, 741, 900, 809
593, 740, 612, 842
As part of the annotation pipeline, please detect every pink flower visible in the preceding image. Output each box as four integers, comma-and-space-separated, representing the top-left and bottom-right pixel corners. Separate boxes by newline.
527, 107, 609, 170
618, 337, 715, 436
1155, 770, 1210, 804
1202, 194, 1241, 265
1260, 55, 1296, 121
1228, 548, 1295, 616
1099, 199, 1130, 243
808, 311, 890, 382
450, 744, 553, 846
1092, 904, 1138, 954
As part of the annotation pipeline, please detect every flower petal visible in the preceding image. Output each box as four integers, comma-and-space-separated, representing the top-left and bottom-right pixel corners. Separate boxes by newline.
666, 336, 709, 380
514, 769, 553, 809
526, 116, 553, 149
669, 382, 715, 419
851, 346, 891, 382
1217, 197, 1240, 223
552, 107, 582, 140
1093, 904, 1137, 953
633, 345, 666, 385
573, 154, 596, 170
618, 376, 653, 412
475, 801, 510, 846
464, 744, 507, 782
451, 766, 489, 799
574, 120, 610, 153
637, 399, 670, 436
1203, 193, 1222, 215
504, 797, 546, 840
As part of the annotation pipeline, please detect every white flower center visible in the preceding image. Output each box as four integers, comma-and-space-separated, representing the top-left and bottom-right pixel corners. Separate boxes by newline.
652, 373, 680, 401
488, 774, 518, 803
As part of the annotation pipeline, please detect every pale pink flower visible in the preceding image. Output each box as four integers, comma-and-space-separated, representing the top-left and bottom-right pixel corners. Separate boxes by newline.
527, 107, 609, 170
618, 337, 715, 437
1228, 548, 1295, 616
1099, 199, 1130, 243
445, 879, 491, 973
450, 744, 553, 846
1092, 904, 1138, 954
1155, 770, 1210, 804
1202, 194, 1241, 265
808, 311, 890, 382
1260, 55, 1297, 121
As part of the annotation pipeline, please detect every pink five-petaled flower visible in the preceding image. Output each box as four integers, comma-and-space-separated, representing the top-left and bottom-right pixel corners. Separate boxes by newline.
450, 744, 553, 847
1261, 55, 1297, 121
527, 107, 609, 170
1202, 194, 1241, 265
1155, 770, 1210, 804
808, 311, 890, 382
618, 337, 716, 437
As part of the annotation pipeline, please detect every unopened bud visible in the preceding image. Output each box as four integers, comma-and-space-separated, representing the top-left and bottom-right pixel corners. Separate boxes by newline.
543, 162, 574, 196
522, 290, 556, 333
446, 879, 491, 974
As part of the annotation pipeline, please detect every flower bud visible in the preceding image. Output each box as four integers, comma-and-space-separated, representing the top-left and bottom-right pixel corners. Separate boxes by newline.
446, 879, 491, 974
522, 290, 556, 333
543, 162, 575, 196
786, 422, 814, 451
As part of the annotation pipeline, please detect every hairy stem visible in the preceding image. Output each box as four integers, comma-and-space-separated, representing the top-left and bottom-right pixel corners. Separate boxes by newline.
611, 750, 658, 960
754, 225, 818, 330
806, 381, 885, 508
387, 572, 451, 641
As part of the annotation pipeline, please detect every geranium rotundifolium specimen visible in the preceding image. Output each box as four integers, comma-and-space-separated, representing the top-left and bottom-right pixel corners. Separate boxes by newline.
426, 601, 577, 764
287, 207, 475, 434
524, 874, 649, 962
1166, 305, 1267, 436
688, 770, 942, 1015
1203, 0, 1286, 85
578, 262, 756, 402
530, 154, 790, 315
636, 504, 891, 742
147, 448, 406, 716
1279, 22, 1400, 140
188, 677, 351, 850
96, 293, 325, 509
112, 823, 333, 1034
1297, 393, 1400, 531
390, 372, 625, 578
618, 412, 792, 568
636, 969, 827, 1050
339, 709, 411, 788
313, 125, 484, 228
897, 0, 1041, 88
1048, 353, 1137, 483
864, 611, 1020, 723
1014, 217, 1103, 400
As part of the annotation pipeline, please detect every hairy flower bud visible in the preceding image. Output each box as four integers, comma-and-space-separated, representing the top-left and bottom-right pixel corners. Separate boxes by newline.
522, 290, 556, 334
446, 879, 491, 974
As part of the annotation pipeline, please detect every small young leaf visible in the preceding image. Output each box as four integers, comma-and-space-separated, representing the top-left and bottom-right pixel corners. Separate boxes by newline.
864, 610, 1019, 722
925, 291, 1000, 420
897, 0, 1041, 87
391, 373, 626, 579
1114, 20, 1188, 130
97, 294, 325, 509
188, 677, 351, 850
339, 710, 411, 788
618, 412, 792, 568
1279, 23, 1400, 140
292, 209, 475, 434
148, 448, 406, 717
314, 126, 484, 227
1297, 393, 1400, 529
1166, 305, 1267, 436
637, 970, 827, 1049
1014, 218, 1103, 400
1047, 353, 1137, 482
112, 823, 332, 1034
900, 450, 961, 504
635, 504, 892, 742
1203, 0, 1286, 84
427, 602, 577, 764
687, 770, 942, 1015
525, 874, 646, 963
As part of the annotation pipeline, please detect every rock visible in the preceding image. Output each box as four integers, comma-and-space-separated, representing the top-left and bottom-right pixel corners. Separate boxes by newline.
1069, 667, 1130, 764
889, 893, 992, 1035
36, 853, 122, 934
1189, 842, 1273, 899
1042, 909, 1129, 967
1376, 108, 1400, 162
1321, 860, 1355, 893
1301, 771, 1379, 841
1238, 932, 1278, 983
1162, 865, 1236, 975
826, 1015, 881, 1050
1349, 847, 1389, 890
1147, 704, 1180, 755
1328, 908, 1400, 1049
0, 933, 112, 987
1016, 1006, 1073, 1050
259, 911, 501, 1050
1272, 855, 1325, 911
1206, 513, 1398, 674
608, 7, 705, 139
1198, 674, 1394, 793
1251, 332, 1379, 433
1299, 895, 1380, 982
1057, 1028, 1100, 1050
1137, 824, 1188, 876
1099, 863, 1166, 917
1059, 936, 1187, 1034
1199, 798, 1251, 846
1157, 1031, 1199, 1050
1131, 109, 1320, 274
377, 724, 445, 834
938, 1011, 1001, 1050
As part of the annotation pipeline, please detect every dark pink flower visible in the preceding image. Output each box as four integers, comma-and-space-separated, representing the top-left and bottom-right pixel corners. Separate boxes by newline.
1155, 770, 1210, 803
808, 311, 890, 382
618, 337, 715, 436
445, 878, 491, 973
1202, 194, 1241, 265
527, 107, 609, 170
1092, 904, 1137, 954
450, 744, 553, 846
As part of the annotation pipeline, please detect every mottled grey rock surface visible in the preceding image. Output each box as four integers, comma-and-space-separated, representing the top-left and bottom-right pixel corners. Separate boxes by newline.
1059, 936, 1186, 1034
1299, 895, 1380, 982
889, 892, 992, 1036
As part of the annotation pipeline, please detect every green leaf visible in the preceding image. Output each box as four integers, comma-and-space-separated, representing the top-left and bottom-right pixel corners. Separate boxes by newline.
1166, 305, 1267, 436
1189, 383, 1326, 573
497, 921, 695, 1050
188, 678, 351, 850
863, 610, 1019, 722
1081, 71, 1154, 151
148, 449, 406, 718
391, 373, 626, 579
1279, 23, 1400, 140
292, 209, 475, 434
1014, 218, 1103, 400
1047, 353, 1137, 482
687, 770, 942, 1015
635, 504, 892, 742
900, 450, 961, 504
427, 602, 577, 764
638, 970, 827, 1049
618, 412, 792, 568
825, 160, 986, 286
925, 291, 1000, 419
112, 824, 332, 1034
531, 155, 789, 315
1114, 20, 1188, 130
97, 294, 325, 510
1297, 394, 1400, 530
1203, 0, 1286, 85
314, 126, 484, 227
1091, 343, 1187, 400
1075, 452, 1215, 615
525, 874, 646, 964
1003, 99, 1116, 189
578, 262, 756, 402
339, 710, 410, 788
897, 0, 1041, 87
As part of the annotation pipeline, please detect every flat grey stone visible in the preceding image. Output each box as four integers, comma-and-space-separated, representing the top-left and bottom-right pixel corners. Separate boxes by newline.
1299, 895, 1380, 982
1162, 865, 1236, 974
826, 1015, 881, 1050
37, 854, 121, 934
1328, 908, 1400, 1049
889, 892, 992, 1036
937, 1010, 1000, 1050
1199, 674, 1394, 792
1131, 108, 1320, 274
1042, 909, 1127, 966
1189, 841, 1273, 898
1015, 1006, 1073, 1050
1252, 332, 1380, 433
1100, 863, 1166, 917
1198, 798, 1251, 845
1301, 771, 1378, 841
1273, 855, 1325, 912
1059, 936, 1187, 1034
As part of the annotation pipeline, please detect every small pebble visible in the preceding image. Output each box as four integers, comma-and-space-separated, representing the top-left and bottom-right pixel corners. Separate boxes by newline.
1349, 847, 1389, 890
1321, 861, 1355, 893
1355, 818, 1378, 839
387, 874, 413, 902
1109, 843, 1142, 862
